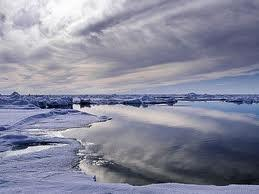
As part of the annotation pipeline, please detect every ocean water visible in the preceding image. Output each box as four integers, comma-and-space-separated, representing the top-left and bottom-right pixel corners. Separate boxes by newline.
63, 102, 259, 185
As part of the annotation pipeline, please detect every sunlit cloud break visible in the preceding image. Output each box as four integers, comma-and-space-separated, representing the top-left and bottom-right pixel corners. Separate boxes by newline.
0, 0, 259, 94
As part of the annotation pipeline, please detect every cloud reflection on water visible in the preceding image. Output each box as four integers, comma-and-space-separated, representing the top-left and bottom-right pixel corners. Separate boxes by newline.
65, 103, 259, 185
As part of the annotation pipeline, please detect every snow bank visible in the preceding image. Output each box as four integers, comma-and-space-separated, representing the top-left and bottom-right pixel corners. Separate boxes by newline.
75, 94, 259, 106
77, 95, 179, 107
225, 96, 259, 104
0, 92, 73, 109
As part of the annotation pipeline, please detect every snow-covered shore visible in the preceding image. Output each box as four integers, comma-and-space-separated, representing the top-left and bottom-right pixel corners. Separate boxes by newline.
1, 96, 259, 193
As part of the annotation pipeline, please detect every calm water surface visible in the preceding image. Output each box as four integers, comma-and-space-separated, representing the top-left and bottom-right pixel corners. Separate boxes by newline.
63, 102, 259, 185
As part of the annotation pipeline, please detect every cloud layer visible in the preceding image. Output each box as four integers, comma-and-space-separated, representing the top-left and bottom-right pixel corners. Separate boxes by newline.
0, 0, 259, 94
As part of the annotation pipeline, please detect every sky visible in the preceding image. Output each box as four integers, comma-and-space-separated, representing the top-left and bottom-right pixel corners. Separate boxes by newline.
0, 0, 259, 94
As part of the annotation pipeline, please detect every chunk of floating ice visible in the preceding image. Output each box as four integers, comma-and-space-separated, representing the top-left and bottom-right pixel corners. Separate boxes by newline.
0, 144, 66, 158
99, 115, 112, 121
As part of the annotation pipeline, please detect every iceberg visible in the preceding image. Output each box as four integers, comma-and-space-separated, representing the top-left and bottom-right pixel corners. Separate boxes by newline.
0, 92, 73, 109
123, 98, 142, 107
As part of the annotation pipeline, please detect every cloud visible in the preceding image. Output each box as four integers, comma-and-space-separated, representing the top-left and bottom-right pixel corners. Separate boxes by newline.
0, 0, 259, 94
0, 12, 6, 37
13, 7, 40, 29
77, 105, 259, 184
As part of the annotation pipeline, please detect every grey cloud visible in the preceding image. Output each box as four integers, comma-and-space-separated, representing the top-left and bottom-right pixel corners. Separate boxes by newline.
0, 13, 5, 22
77, 0, 259, 78
76, 0, 173, 36
0, 50, 25, 64
0, 64, 16, 73
13, 8, 40, 28
12, 1, 42, 29
0, 0, 259, 94
0, 12, 5, 37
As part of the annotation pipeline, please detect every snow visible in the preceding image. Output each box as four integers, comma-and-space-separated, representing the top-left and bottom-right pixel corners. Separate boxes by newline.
74, 94, 259, 107
123, 98, 143, 106
0, 93, 73, 109
0, 143, 66, 158
0, 94, 259, 193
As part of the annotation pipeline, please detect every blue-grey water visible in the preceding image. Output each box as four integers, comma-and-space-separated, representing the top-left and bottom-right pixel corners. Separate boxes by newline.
63, 102, 259, 185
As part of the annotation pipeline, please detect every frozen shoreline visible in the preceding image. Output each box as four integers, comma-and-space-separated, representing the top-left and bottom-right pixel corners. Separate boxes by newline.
1, 104, 259, 193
